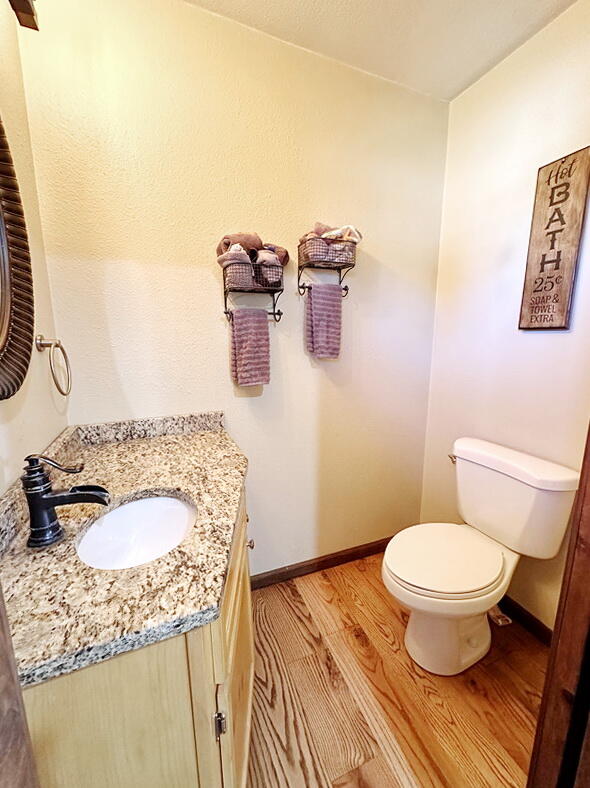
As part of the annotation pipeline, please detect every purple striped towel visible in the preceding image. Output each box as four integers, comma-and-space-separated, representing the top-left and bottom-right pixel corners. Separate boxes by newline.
305, 283, 342, 359
231, 308, 270, 386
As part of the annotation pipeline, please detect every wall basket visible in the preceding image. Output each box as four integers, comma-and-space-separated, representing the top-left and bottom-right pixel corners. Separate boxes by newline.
297, 237, 356, 296
223, 259, 284, 321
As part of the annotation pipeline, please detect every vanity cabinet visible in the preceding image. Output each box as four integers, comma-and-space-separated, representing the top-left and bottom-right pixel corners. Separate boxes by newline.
23, 494, 254, 788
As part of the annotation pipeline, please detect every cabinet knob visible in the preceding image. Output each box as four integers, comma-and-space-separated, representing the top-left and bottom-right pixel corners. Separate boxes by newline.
246, 538, 255, 550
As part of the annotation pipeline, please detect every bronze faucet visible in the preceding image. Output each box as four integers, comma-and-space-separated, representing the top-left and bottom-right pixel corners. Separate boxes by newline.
21, 455, 110, 549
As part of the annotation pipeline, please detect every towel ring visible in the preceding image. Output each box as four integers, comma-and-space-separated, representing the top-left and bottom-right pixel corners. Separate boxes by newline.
35, 335, 72, 396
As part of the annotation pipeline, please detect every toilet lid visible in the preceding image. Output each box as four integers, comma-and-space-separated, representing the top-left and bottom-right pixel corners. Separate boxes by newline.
384, 523, 504, 596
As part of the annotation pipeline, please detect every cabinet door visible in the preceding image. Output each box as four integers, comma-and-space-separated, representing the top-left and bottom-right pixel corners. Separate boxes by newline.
24, 636, 199, 788
217, 551, 255, 788
186, 625, 224, 788
212, 493, 247, 683
0, 582, 38, 787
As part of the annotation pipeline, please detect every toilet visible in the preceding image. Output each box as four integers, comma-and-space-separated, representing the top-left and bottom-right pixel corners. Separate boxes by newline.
382, 438, 579, 676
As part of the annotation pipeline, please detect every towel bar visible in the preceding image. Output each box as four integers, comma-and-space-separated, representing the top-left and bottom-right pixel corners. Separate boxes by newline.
224, 289, 283, 322
297, 263, 352, 297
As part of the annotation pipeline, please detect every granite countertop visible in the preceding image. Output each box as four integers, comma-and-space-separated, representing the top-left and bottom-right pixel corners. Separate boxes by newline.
0, 412, 248, 687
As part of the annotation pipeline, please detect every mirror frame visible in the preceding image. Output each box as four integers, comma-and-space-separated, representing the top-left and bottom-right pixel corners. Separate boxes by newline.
0, 116, 34, 400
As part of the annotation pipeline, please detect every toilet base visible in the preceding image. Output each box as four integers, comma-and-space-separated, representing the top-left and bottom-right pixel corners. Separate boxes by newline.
404, 610, 491, 675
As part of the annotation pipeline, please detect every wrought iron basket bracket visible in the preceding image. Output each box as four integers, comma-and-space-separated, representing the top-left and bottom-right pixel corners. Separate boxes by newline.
221, 258, 285, 322
224, 290, 283, 322
297, 264, 352, 297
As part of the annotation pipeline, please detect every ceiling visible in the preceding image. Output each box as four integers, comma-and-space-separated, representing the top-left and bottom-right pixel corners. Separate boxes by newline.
185, 0, 575, 100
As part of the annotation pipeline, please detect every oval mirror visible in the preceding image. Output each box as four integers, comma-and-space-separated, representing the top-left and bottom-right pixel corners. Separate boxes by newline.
0, 116, 34, 399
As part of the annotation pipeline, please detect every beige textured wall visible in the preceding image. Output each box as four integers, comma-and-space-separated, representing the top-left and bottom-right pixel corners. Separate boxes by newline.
0, 5, 66, 492
17, 0, 448, 574
4, 0, 585, 625
421, 0, 590, 627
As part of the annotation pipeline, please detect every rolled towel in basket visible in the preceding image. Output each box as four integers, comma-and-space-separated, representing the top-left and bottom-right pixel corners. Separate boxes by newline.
300, 223, 362, 244
314, 222, 334, 236
263, 243, 289, 266
217, 243, 250, 268
256, 249, 282, 286
217, 232, 263, 256
321, 224, 362, 243
256, 249, 280, 266
218, 244, 253, 289
231, 308, 270, 386
305, 283, 342, 359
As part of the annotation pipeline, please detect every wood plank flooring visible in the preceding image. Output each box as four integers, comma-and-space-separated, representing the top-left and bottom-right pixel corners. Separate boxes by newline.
247, 553, 548, 788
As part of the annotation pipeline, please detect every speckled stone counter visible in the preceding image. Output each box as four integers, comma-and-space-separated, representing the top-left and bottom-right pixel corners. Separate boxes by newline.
0, 412, 248, 687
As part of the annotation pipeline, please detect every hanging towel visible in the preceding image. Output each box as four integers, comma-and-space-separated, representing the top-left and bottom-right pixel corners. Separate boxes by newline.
230, 308, 270, 386
305, 284, 342, 359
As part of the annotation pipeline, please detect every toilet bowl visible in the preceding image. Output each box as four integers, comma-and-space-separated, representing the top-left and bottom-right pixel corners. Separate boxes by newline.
381, 522, 519, 674
381, 438, 579, 676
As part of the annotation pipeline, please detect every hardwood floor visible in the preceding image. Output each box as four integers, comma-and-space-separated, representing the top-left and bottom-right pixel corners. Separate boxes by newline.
247, 553, 548, 788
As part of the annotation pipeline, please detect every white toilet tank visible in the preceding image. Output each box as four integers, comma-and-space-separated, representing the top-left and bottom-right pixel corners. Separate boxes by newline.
453, 438, 579, 559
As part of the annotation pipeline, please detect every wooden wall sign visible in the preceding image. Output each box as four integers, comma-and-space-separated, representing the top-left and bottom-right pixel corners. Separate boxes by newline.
519, 146, 590, 330
8, 0, 38, 30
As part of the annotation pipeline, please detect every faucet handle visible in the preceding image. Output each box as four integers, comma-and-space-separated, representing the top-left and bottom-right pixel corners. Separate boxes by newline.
24, 455, 84, 474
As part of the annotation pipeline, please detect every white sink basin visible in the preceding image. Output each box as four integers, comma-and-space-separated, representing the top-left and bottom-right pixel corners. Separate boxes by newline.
77, 496, 195, 570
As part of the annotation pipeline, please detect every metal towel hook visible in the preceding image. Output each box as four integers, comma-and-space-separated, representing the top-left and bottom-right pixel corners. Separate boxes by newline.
35, 335, 72, 396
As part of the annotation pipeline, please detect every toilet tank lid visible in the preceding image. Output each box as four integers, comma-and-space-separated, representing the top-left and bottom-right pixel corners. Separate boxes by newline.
453, 438, 580, 492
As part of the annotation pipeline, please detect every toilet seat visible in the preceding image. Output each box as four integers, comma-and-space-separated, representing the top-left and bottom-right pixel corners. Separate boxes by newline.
383, 523, 505, 600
